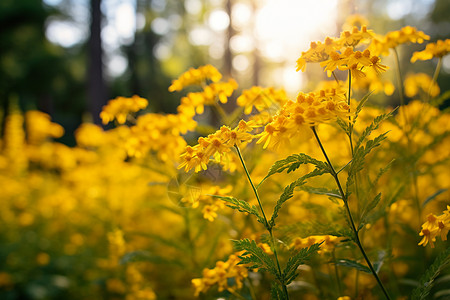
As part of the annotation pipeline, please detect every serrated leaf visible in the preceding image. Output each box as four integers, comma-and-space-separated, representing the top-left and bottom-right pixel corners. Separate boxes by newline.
354, 110, 395, 151
373, 250, 387, 274
282, 243, 322, 285
269, 168, 328, 228
368, 159, 395, 192
359, 193, 382, 229
353, 91, 374, 125
422, 189, 447, 208
301, 186, 342, 199
336, 117, 351, 136
280, 221, 354, 241
214, 195, 265, 225
347, 132, 389, 194
271, 283, 288, 300
233, 239, 280, 279
335, 258, 371, 273
258, 154, 330, 188
412, 247, 450, 300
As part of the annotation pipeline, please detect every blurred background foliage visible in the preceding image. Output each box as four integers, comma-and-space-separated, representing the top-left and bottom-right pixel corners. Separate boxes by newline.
1, 0, 449, 145
0, 1, 450, 299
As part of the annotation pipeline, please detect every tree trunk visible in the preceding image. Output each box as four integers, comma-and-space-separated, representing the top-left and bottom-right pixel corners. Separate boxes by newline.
88, 0, 107, 125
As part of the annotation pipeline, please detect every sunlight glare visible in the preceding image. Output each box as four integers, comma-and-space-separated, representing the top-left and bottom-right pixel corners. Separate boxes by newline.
254, 0, 338, 93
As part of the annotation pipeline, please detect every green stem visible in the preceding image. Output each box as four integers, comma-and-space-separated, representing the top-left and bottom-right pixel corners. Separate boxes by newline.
393, 47, 405, 108
393, 47, 411, 143
332, 248, 343, 296
234, 145, 290, 299
427, 57, 442, 102
347, 69, 354, 156
234, 145, 269, 227
245, 277, 258, 300
332, 71, 340, 86
311, 126, 391, 300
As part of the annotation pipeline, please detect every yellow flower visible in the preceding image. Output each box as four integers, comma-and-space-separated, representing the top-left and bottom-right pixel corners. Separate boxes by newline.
75, 123, 105, 148
100, 95, 148, 125
404, 73, 440, 98
296, 38, 340, 72
370, 26, 430, 56
257, 88, 349, 150
411, 39, 450, 62
418, 212, 450, 248
178, 121, 255, 172
237, 86, 287, 114
291, 235, 342, 253
342, 14, 369, 30
168, 64, 222, 92
191, 253, 248, 296
177, 79, 238, 117
338, 26, 374, 47
25, 110, 64, 144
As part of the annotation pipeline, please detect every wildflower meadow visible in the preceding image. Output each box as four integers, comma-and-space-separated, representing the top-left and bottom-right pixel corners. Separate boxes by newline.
1, 16, 450, 300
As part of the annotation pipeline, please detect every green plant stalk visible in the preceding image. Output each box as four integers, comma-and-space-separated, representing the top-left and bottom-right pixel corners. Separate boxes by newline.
347, 69, 355, 155
234, 145, 290, 299
332, 248, 343, 295
245, 277, 257, 300
427, 57, 442, 102
311, 126, 391, 300
393, 47, 405, 108
393, 47, 411, 141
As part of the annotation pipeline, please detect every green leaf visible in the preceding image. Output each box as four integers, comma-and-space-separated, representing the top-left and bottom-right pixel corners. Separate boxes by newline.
422, 188, 447, 208
213, 195, 265, 225
336, 117, 351, 136
367, 160, 395, 192
359, 193, 382, 229
335, 258, 371, 273
347, 132, 389, 194
354, 109, 395, 151
233, 239, 279, 279
258, 154, 329, 188
412, 247, 450, 300
373, 250, 387, 274
271, 283, 288, 300
282, 243, 322, 285
280, 221, 354, 241
269, 168, 328, 228
301, 186, 342, 199
431, 89, 450, 107
353, 91, 374, 125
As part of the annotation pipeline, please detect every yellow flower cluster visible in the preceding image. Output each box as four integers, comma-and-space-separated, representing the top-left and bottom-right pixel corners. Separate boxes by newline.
351, 67, 395, 96
404, 73, 440, 98
418, 207, 450, 248
237, 86, 288, 114
257, 88, 349, 149
296, 26, 374, 72
296, 27, 389, 79
191, 253, 248, 297
181, 185, 232, 221
290, 235, 342, 253
75, 123, 106, 148
168, 64, 222, 92
178, 120, 256, 172
25, 111, 64, 145
100, 95, 148, 125
177, 79, 238, 117
411, 39, 450, 62
370, 26, 430, 56
123, 112, 196, 160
